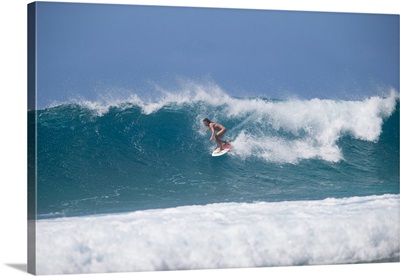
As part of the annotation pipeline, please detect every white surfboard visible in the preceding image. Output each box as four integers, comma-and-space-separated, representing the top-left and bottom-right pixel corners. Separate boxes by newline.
211, 144, 232, 157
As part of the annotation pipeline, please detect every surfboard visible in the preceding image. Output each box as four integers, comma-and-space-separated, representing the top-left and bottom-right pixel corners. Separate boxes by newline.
212, 144, 232, 157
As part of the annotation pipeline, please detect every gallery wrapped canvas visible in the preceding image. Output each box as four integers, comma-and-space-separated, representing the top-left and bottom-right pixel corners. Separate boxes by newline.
28, 2, 399, 275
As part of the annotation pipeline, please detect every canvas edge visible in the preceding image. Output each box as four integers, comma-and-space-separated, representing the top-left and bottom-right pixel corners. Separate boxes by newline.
27, 2, 37, 275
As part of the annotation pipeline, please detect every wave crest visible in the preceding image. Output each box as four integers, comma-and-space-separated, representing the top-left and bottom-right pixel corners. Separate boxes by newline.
228, 91, 398, 163
42, 85, 398, 164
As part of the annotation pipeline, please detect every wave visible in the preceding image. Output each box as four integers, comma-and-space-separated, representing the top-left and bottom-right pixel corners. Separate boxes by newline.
36, 194, 400, 274
41, 84, 399, 164
32, 85, 399, 217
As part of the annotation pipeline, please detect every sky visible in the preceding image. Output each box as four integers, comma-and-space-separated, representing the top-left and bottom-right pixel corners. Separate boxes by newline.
33, 2, 399, 108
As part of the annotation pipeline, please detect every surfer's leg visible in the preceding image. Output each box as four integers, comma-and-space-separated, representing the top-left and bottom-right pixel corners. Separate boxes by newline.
216, 138, 224, 150
216, 128, 227, 150
216, 128, 226, 138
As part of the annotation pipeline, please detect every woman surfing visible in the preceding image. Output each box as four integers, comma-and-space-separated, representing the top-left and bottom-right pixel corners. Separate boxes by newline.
203, 118, 229, 152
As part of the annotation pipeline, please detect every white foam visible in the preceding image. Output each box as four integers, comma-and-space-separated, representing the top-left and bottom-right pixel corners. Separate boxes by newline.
232, 132, 342, 163
227, 89, 398, 163
36, 194, 399, 275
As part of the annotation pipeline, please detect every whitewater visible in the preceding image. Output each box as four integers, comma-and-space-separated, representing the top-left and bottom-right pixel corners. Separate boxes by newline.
36, 195, 399, 274
31, 84, 399, 274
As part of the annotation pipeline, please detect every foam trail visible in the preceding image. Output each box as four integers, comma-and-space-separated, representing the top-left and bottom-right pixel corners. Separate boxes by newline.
36, 194, 399, 275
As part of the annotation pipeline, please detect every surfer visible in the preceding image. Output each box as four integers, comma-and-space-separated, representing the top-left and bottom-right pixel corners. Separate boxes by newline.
203, 118, 229, 151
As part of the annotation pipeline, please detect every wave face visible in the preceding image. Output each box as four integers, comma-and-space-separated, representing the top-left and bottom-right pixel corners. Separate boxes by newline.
36, 195, 399, 274
32, 86, 399, 218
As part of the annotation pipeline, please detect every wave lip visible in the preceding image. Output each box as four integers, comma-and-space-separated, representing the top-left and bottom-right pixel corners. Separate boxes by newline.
36, 194, 400, 274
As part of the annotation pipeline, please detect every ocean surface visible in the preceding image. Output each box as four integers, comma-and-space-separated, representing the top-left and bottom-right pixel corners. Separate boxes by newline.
31, 86, 399, 274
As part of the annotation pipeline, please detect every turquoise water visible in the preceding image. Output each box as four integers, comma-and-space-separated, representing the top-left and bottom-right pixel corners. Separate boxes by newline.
32, 90, 399, 218
31, 88, 399, 274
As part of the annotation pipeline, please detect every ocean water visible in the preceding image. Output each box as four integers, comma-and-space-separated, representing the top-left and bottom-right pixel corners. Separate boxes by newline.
31, 86, 399, 274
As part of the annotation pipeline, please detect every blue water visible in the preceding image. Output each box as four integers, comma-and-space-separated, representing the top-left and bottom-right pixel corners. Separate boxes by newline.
31, 88, 400, 274
32, 89, 399, 219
